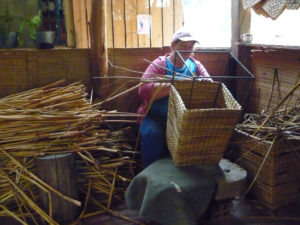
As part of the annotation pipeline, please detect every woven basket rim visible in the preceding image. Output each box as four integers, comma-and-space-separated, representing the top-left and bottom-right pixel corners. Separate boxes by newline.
170, 83, 242, 111
235, 128, 273, 145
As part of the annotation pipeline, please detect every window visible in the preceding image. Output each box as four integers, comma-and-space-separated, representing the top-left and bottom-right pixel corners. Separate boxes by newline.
251, 9, 300, 46
182, 0, 232, 48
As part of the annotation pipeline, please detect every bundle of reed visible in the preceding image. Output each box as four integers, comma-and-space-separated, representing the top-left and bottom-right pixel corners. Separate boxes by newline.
77, 154, 135, 206
237, 104, 300, 142
0, 80, 140, 224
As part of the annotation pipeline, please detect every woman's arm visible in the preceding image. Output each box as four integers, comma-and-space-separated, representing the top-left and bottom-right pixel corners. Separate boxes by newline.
139, 57, 170, 101
190, 57, 213, 81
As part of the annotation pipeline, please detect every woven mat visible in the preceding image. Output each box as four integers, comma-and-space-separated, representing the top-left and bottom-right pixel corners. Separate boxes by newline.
243, 0, 263, 9
262, 0, 287, 19
286, 0, 300, 9
245, 0, 298, 19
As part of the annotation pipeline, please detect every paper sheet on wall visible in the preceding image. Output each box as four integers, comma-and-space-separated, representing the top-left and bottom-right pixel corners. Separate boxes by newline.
137, 14, 151, 35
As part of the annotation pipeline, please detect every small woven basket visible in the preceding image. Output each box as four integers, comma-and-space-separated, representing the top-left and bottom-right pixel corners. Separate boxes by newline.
166, 81, 242, 166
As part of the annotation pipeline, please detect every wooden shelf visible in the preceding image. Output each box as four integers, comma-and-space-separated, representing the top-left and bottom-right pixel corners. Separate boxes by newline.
236, 42, 300, 50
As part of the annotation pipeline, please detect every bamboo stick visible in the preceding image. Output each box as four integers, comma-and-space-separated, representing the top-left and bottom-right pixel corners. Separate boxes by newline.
0, 147, 81, 207
0, 172, 59, 225
0, 205, 27, 225
254, 82, 300, 135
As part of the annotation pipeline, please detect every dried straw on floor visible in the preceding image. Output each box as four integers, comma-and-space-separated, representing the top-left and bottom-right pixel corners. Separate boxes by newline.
0, 80, 140, 224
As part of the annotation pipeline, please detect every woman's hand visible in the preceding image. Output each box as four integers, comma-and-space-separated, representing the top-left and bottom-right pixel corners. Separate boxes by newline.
196, 77, 213, 82
152, 82, 171, 100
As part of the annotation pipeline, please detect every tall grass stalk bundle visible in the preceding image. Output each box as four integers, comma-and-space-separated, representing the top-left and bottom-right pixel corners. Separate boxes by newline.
0, 80, 139, 224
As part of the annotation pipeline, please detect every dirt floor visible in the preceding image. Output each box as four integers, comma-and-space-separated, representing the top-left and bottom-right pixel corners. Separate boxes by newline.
79, 196, 300, 225
2, 195, 300, 225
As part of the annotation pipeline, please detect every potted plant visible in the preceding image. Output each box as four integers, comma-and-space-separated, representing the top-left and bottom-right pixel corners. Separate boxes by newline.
0, 3, 20, 48
24, 10, 56, 49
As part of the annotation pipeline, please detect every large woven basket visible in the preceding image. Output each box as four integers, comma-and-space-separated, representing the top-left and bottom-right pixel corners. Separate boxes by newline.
232, 129, 300, 186
166, 81, 242, 166
231, 128, 300, 209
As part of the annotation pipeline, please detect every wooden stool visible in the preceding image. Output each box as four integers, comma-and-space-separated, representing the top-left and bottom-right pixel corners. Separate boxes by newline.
36, 153, 80, 224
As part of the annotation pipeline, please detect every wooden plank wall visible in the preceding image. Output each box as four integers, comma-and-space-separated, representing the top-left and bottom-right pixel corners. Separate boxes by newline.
73, 0, 184, 48
0, 49, 91, 98
237, 46, 300, 113
0, 48, 230, 114
72, 0, 89, 48
250, 47, 300, 113
104, 48, 231, 113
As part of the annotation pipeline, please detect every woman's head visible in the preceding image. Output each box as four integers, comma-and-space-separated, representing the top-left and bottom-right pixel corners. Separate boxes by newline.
169, 28, 199, 64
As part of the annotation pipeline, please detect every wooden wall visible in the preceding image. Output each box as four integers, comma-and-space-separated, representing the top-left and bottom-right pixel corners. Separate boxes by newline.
73, 0, 184, 48
0, 48, 235, 114
105, 48, 231, 112
237, 45, 300, 113
0, 49, 91, 98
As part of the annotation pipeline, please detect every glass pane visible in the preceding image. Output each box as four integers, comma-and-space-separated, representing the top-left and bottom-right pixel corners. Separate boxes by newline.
251, 9, 300, 46
182, 0, 231, 48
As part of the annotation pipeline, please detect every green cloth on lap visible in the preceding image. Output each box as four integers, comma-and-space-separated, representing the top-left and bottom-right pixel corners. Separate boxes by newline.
125, 157, 217, 225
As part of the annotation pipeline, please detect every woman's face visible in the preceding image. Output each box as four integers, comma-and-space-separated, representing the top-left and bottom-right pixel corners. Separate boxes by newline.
172, 41, 196, 61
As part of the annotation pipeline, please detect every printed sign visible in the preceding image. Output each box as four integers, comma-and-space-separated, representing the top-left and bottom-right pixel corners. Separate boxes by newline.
137, 14, 151, 35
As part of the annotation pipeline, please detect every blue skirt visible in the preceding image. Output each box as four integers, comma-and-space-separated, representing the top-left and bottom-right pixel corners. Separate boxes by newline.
140, 96, 169, 167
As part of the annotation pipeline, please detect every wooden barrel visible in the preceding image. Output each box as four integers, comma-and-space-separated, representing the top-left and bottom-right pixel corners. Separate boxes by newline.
36, 153, 80, 224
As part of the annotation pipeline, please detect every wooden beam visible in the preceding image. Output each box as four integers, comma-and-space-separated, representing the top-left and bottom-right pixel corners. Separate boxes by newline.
125, 0, 138, 48
151, 0, 163, 47
113, 0, 126, 47
63, 0, 76, 48
231, 0, 240, 57
174, 0, 183, 32
86, 0, 92, 48
163, 0, 174, 46
72, 0, 88, 48
107, 0, 114, 48
90, 0, 108, 97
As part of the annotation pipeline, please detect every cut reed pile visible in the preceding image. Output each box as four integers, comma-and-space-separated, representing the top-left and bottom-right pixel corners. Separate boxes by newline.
230, 83, 300, 209
237, 104, 300, 142
0, 80, 141, 224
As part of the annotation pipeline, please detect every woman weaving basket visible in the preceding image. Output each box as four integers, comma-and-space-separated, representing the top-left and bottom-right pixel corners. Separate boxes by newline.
138, 28, 212, 167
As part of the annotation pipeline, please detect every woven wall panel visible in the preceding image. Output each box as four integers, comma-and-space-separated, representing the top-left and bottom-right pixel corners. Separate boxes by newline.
250, 48, 300, 113
0, 49, 91, 98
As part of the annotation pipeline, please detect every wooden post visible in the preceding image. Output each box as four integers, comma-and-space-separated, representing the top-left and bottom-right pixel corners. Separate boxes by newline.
63, 0, 76, 48
36, 153, 80, 224
236, 44, 252, 112
90, 0, 108, 98
232, 1, 251, 58
231, 0, 240, 57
